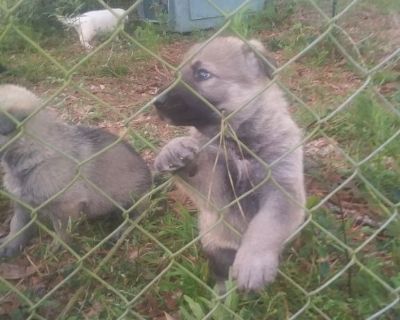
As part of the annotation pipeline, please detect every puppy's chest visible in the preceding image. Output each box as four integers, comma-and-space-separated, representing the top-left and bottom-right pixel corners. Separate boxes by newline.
225, 140, 264, 187
224, 140, 265, 216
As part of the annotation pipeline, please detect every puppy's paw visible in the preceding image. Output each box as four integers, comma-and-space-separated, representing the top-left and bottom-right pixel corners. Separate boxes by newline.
155, 137, 199, 173
232, 248, 279, 291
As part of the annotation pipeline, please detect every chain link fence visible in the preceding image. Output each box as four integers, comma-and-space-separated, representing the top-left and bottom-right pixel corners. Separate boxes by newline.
0, 0, 399, 319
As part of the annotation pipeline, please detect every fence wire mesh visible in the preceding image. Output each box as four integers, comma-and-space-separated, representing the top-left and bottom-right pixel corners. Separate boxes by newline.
0, 0, 399, 319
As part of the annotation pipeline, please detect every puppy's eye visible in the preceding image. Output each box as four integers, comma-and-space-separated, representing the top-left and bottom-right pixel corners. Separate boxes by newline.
194, 68, 212, 81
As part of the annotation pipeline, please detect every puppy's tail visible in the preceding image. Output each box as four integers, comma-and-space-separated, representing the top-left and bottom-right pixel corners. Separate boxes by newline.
56, 15, 76, 28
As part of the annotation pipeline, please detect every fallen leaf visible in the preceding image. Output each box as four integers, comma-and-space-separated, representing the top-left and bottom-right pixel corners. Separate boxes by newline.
128, 248, 139, 261
164, 312, 178, 320
162, 290, 181, 311
84, 301, 103, 319
0, 294, 21, 316
0, 263, 36, 280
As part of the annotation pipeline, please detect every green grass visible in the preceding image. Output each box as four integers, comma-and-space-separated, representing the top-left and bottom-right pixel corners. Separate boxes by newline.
0, 20, 170, 85
230, 0, 297, 37
321, 92, 400, 204
175, 202, 400, 320
2, 188, 398, 319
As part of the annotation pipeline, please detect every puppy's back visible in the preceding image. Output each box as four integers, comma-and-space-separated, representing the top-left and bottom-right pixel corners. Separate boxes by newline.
79, 8, 126, 24
77, 126, 151, 197
0, 84, 151, 216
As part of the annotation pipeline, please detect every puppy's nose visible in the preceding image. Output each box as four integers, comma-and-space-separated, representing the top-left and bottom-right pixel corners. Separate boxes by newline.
154, 93, 167, 109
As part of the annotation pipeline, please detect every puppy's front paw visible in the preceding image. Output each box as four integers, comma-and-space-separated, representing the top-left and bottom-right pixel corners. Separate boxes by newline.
232, 248, 279, 291
155, 137, 199, 173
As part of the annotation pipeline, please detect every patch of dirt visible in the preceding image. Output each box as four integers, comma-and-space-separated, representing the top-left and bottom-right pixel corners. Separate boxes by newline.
339, 9, 400, 63
30, 39, 195, 165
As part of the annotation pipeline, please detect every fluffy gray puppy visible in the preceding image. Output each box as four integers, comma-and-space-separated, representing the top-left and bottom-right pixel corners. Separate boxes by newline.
154, 37, 305, 291
0, 84, 151, 257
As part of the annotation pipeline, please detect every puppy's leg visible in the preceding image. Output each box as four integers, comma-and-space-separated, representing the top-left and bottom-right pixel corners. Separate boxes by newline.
159, 143, 241, 288
154, 136, 200, 173
157, 138, 244, 290
206, 248, 236, 283
232, 190, 304, 290
0, 204, 36, 257
77, 26, 94, 50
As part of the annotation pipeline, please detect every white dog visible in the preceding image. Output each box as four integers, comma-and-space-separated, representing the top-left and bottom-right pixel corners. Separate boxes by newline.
57, 8, 128, 50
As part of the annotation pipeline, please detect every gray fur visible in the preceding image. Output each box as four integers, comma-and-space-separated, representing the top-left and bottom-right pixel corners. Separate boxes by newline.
0, 84, 151, 257
154, 37, 305, 291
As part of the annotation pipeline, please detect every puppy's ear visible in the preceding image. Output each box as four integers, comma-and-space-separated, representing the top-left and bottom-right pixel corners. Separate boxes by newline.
243, 39, 276, 79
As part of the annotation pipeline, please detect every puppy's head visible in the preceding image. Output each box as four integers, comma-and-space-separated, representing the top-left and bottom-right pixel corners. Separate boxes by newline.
154, 37, 275, 130
0, 84, 40, 136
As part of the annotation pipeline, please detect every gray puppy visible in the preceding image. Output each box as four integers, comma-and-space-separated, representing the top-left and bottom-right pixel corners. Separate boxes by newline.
154, 37, 305, 291
0, 84, 151, 257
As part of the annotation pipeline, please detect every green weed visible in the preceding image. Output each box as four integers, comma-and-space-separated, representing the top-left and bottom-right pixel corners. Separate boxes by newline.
0, 24, 44, 53
0, 51, 63, 84
133, 22, 165, 52
230, 0, 296, 36
323, 92, 400, 203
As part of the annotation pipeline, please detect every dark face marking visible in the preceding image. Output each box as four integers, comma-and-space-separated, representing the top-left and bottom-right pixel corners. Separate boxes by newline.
154, 84, 221, 128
